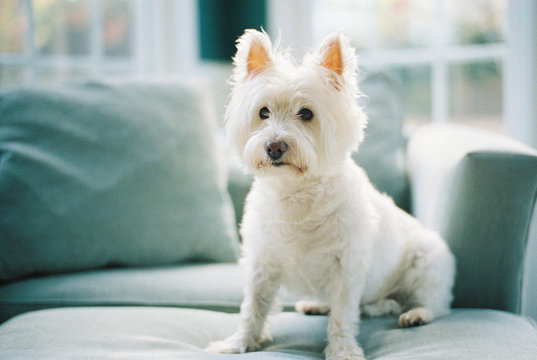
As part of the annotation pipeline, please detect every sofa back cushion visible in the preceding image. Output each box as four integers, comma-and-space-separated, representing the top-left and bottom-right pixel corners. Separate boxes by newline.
0, 80, 240, 282
353, 72, 409, 211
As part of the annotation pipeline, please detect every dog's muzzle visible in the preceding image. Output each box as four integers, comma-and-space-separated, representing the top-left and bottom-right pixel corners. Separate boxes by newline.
265, 141, 288, 162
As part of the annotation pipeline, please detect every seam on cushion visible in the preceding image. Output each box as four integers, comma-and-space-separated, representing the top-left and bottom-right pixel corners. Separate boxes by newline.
0, 299, 298, 313
0, 298, 239, 308
0, 300, 241, 313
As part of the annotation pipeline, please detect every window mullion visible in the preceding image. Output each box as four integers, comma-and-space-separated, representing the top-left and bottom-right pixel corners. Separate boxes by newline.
504, 0, 537, 147
90, 0, 103, 77
24, 0, 36, 84
432, 0, 448, 124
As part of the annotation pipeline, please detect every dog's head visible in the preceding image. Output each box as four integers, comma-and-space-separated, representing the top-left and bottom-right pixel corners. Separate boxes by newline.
226, 29, 367, 178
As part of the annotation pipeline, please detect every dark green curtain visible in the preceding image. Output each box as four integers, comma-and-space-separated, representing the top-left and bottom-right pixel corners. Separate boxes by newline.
198, 0, 267, 62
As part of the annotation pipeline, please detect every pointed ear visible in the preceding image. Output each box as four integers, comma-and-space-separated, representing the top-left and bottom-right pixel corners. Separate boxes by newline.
247, 37, 270, 76
232, 29, 272, 82
320, 37, 343, 76
317, 32, 356, 88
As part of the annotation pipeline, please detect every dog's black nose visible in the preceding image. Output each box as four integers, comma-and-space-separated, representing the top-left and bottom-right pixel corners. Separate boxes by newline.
265, 141, 288, 161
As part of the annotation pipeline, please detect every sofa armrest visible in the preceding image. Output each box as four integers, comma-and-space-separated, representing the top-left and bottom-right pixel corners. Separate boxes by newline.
407, 124, 537, 314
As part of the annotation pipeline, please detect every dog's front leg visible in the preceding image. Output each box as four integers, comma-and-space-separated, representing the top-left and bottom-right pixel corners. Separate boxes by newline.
325, 269, 365, 360
207, 264, 281, 354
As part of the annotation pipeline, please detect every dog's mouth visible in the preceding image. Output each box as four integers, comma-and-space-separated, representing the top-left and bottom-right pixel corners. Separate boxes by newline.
255, 158, 307, 175
267, 160, 306, 174
271, 160, 286, 167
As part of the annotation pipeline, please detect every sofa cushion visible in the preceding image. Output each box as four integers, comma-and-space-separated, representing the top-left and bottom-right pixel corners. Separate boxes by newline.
353, 72, 409, 211
0, 307, 536, 359
0, 80, 239, 282
0, 262, 300, 323
0, 263, 243, 322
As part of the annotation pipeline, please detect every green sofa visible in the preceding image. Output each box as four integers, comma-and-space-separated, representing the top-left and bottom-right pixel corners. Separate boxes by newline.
0, 74, 536, 359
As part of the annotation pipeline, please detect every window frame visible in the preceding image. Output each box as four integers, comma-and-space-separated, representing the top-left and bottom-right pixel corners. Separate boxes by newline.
1, 0, 535, 147
271, 0, 536, 147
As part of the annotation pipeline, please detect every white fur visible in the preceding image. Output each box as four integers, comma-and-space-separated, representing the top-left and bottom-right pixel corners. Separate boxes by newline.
207, 30, 455, 360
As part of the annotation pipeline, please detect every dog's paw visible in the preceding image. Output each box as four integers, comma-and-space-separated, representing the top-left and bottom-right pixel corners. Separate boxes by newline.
295, 300, 331, 315
325, 342, 365, 360
205, 340, 244, 354
205, 333, 260, 354
398, 307, 433, 328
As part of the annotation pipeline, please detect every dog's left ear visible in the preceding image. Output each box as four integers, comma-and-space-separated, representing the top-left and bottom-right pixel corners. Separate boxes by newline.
318, 32, 356, 87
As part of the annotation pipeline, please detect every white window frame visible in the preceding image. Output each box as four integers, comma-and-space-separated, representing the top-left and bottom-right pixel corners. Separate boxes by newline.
504, 0, 537, 148
269, 0, 536, 147
0, 0, 168, 83
1, 0, 535, 147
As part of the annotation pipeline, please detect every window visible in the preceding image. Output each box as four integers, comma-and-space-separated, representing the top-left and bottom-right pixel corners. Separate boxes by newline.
0, 0, 139, 87
0, 0, 191, 87
1, 0, 535, 146
312, 0, 507, 132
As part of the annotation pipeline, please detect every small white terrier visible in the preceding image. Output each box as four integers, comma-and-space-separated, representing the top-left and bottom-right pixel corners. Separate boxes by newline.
208, 29, 455, 360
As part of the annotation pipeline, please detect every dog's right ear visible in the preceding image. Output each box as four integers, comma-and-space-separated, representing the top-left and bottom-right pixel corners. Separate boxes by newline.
232, 29, 273, 82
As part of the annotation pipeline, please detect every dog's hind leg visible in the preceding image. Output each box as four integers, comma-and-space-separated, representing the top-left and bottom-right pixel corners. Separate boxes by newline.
397, 234, 455, 328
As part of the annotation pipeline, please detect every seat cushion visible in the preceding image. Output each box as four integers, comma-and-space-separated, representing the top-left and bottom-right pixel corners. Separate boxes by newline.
0, 307, 536, 359
0, 263, 252, 322
0, 80, 239, 282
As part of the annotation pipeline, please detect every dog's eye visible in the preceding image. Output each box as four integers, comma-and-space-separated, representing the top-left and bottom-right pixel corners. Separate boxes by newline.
298, 108, 314, 121
259, 107, 270, 120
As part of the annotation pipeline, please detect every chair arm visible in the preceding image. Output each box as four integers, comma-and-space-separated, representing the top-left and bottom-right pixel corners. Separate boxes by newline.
407, 124, 537, 314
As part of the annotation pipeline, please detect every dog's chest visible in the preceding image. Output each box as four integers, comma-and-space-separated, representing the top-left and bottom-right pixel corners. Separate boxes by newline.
267, 184, 351, 296
278, 237, 342, 297
243, 172, 370, 297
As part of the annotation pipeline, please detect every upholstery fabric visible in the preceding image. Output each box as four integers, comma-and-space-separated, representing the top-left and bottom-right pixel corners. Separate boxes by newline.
407, 124, 537, 313
0, 263, 302, 323
0, 263, 245, 322
0, 307, 536, 359
353, 72, 409, 211
0, 80, 239, 282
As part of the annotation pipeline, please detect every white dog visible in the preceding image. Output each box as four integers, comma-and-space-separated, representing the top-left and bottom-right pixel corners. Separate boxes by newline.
207, 29, 455, 360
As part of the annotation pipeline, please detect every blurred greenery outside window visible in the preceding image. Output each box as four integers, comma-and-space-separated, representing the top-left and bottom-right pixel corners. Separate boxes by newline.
0, 0, 509, 133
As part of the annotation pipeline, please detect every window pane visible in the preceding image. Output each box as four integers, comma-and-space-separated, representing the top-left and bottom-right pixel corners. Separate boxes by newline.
0, 0, 27, 54
447, 0, 507, 45
378, 0, 434, 48
103, 0, 132, 57
34, 0, 91, 55
389, 65, 432, 126
313, 0, 434, 50
0, 65, 26, 88
449, 61, 502, 132
312, 0, 372, 51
